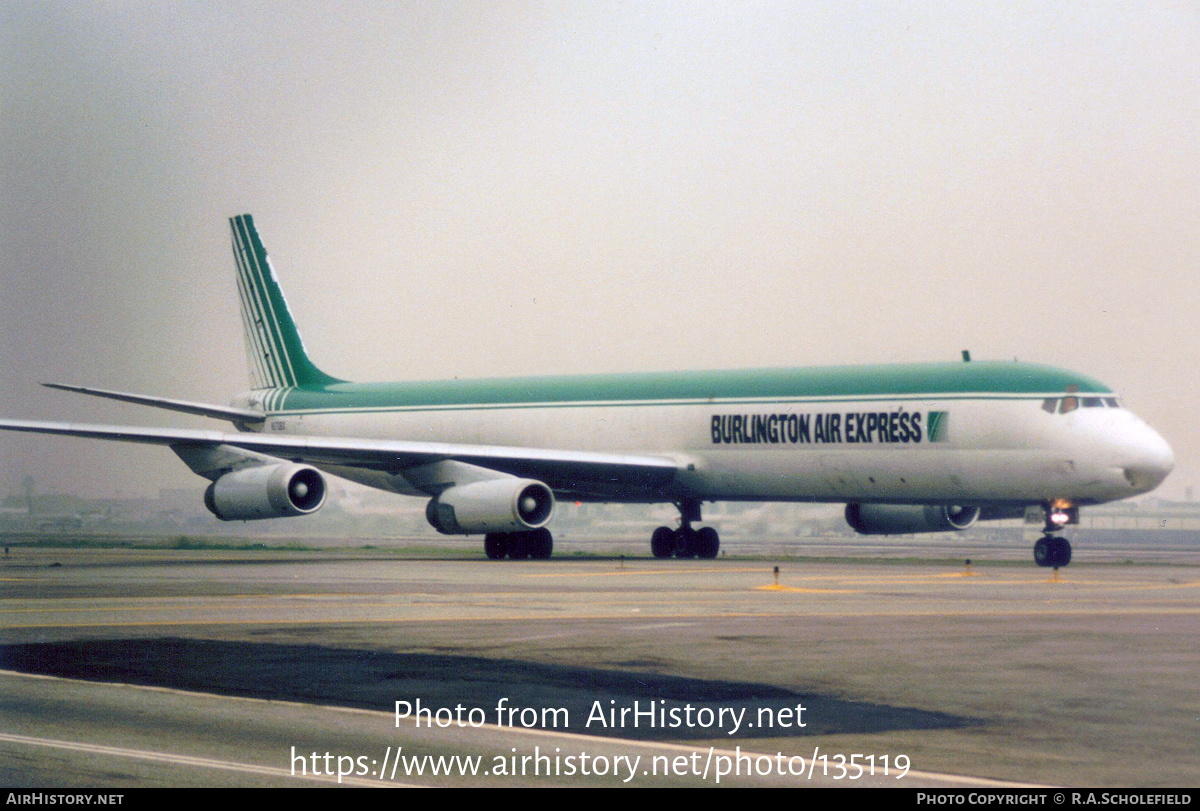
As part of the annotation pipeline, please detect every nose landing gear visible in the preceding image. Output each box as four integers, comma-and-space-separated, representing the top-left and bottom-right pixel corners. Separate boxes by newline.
1033, 504, 1073, 568
1033, 535, 1072, 568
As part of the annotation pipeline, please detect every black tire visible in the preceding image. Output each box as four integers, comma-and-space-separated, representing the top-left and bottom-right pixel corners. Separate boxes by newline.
508, 532, 530, 560
651, 526, 675, 558
674, 527, 697, 559
1033, 536, 1053, 567
530, 528, 553, 560
1050, 537, 1072, 568
484, 533, 510, 560
696, 526, 720, 559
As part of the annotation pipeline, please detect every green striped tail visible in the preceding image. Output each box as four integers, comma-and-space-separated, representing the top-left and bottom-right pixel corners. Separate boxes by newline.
229, 214, 343, 390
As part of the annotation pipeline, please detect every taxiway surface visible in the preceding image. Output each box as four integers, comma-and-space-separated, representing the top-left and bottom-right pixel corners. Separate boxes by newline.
2, 545, 1198, 787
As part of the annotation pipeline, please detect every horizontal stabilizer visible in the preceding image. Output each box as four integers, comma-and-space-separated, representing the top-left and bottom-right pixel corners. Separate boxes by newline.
41, 383, 265, 424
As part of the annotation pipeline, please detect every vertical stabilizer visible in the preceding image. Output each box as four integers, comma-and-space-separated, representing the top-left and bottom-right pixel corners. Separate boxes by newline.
229, 215, 342, 390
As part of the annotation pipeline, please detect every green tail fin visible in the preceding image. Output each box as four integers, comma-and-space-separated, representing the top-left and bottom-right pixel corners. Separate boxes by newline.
229, 214, 343, 390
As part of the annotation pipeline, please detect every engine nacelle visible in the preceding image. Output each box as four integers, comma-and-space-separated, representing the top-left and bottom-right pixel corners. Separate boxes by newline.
204, 463, 327, 521
425, 478, 554, 535
844, 503, 981, 535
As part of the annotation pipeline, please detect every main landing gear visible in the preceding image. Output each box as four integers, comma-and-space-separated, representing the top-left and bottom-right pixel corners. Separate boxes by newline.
1033, 505, 1072, 568
650, 499, 720, 559
484, 528, 553, 560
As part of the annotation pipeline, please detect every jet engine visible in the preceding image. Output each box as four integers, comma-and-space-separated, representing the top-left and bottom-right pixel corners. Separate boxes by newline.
844, 503, 980, 535
203, 463, 327, 521
425, 478, 554, 535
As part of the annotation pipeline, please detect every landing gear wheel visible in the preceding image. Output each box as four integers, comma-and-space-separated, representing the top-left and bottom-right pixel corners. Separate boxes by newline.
484, 533, 510, 560
529, 527, 554, 560
1033, 536, 1051, 567
674, 527, 697, 559
695, 526, 720, 559
508, 533, 530, 560
651, 526, 675, 558
1033, 536, 1052, 567
1050, 536, 1071, 567
1034, 535, 1072, 568
652, 499, 708, 560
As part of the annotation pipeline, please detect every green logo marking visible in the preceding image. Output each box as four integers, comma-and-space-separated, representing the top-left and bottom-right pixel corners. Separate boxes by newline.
926, 411, 949, 442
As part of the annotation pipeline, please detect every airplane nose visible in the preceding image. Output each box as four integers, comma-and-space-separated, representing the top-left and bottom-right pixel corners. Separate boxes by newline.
1121, 426, 1174, 492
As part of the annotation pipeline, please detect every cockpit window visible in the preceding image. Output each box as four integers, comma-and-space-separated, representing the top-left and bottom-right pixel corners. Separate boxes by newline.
1044, 395, 1119, 413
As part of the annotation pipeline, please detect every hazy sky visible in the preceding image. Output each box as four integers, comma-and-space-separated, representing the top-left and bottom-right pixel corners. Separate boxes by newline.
1, 2, 1197, 502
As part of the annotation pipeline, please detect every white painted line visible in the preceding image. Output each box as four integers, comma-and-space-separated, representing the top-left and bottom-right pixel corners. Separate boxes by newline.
0, 732, 416, 788
3, 669, 1045, 788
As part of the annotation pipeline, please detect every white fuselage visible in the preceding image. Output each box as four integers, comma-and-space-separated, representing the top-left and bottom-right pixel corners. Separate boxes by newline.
248, 392, 1173, 508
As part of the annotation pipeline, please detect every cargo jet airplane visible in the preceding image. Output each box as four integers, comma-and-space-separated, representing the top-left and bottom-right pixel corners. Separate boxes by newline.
0, 215, 1174, 567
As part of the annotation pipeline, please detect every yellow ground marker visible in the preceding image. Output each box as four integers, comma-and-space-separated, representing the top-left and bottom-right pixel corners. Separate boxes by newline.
754, 584, 862, 594
757, 565, 862, 593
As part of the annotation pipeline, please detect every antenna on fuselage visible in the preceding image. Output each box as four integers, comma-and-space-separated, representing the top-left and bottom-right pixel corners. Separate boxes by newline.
961, 350, 971, 362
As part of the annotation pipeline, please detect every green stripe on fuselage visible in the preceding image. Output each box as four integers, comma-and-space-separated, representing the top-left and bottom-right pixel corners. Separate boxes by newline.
269, 361, 1111, 413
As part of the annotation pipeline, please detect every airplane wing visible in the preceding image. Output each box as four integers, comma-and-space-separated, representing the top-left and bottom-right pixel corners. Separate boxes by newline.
0, 419, 679, 496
